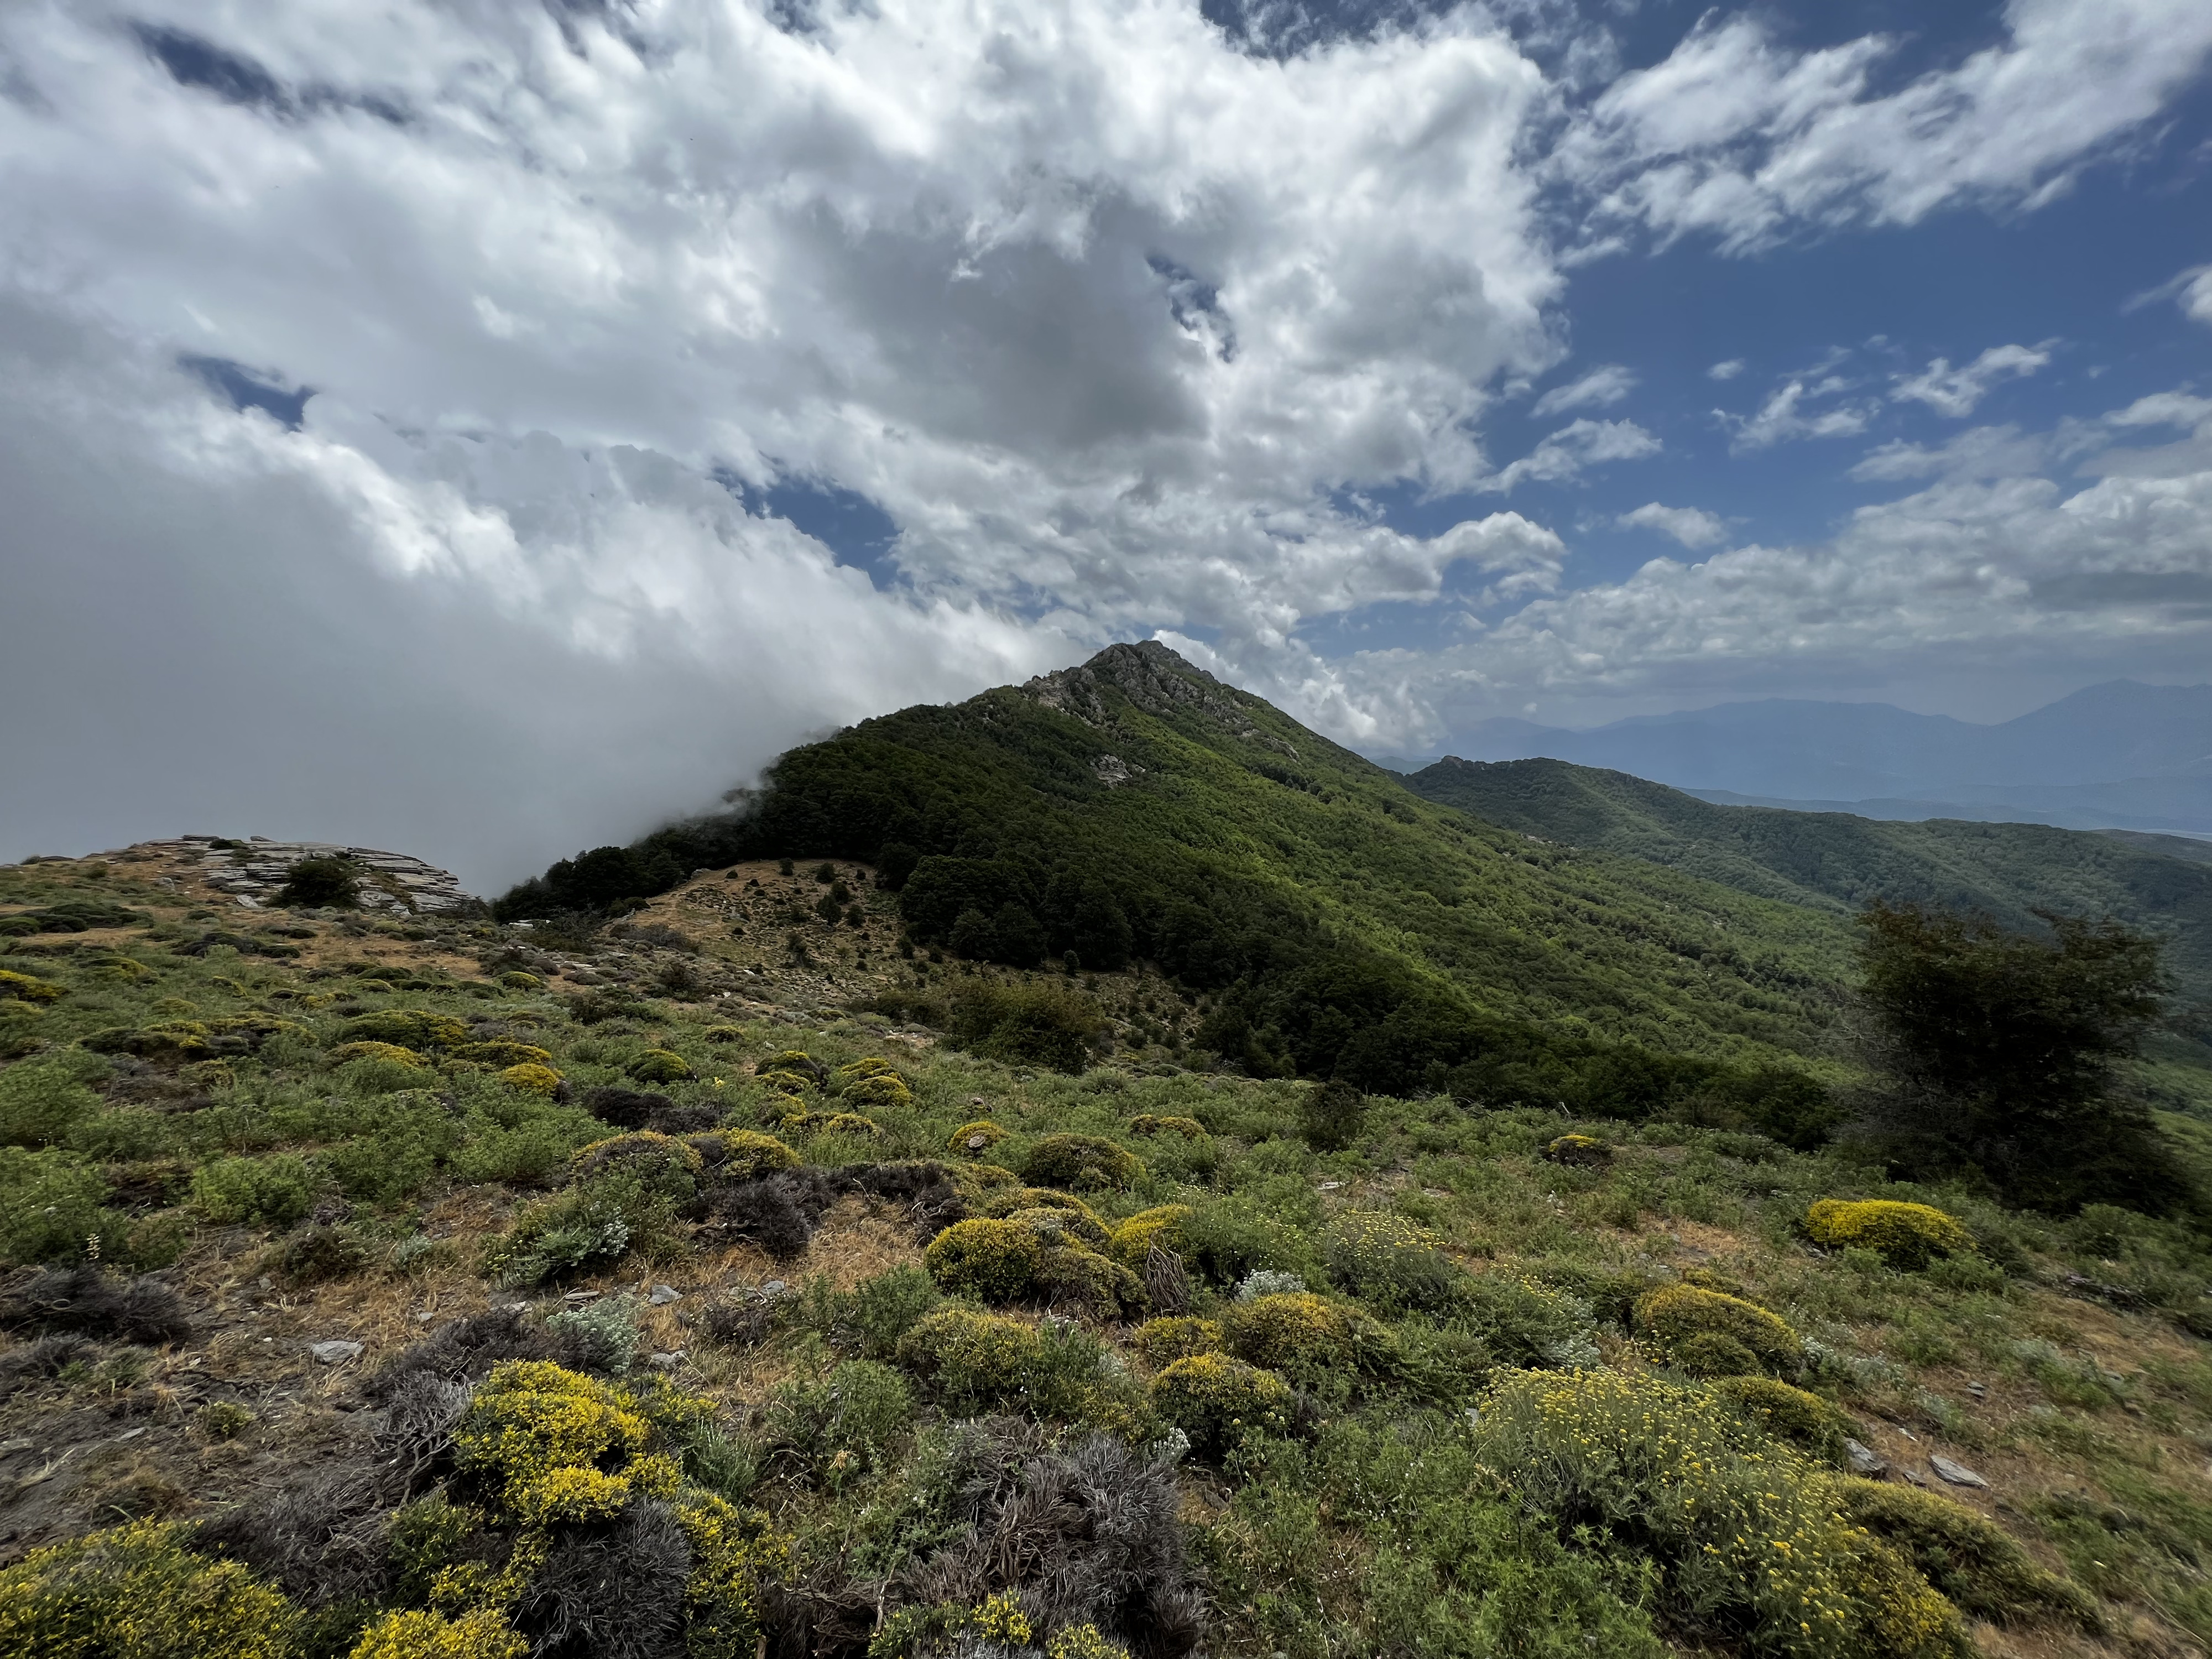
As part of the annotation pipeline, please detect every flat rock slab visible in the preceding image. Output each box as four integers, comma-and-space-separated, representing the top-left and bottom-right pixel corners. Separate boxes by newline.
1844, 1438, 1887, 1477
1929, 1454, 1989, 1488
310, 1340, 364, 1364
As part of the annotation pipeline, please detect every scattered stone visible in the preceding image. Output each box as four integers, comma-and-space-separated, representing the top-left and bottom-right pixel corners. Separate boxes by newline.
562, 1289, 601, 1302
1965, 1381, 1987, 1401
310, 1340, 364, 1364
1929, 1455, 1989, 1489
1317, 1180, 1343, 1191
116, 1427, 146, 1442
1844, 1438, 1887, 1477
415, 1311, 437, 1323
499, 1302, 531, 1315
1898, 1465, 1928, 1486
649, 1285, 683, 1306
647, 1350, 687, 1370
762, 1279, 787, 1295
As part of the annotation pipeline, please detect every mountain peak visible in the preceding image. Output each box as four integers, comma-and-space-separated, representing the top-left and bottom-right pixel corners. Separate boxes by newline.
1020, 638, 1280, 744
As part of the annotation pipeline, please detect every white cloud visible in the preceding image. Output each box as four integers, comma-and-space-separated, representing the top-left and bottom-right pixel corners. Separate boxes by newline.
1484, 418, 1661, 491
1707, 358, 1747, 380
1417, 390, 2212, 718
1558, 0, 2212, 253
1531, 362, 1636, 416
1618, 502, 1728, 547
1890, 343, 2053, 417
2187, 269, 2212, 327
1721, 377, 1874, 452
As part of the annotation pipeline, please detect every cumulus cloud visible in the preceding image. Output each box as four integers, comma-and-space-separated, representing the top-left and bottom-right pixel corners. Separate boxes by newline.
1484, 419, 1662, 491
1531, 363, 1636, 416
1426, 389, 2212, 718
1557, 0, 2212, 253
1891, 343, 2054, 417
1618, 503, 1729, 548
1721, 377, 1874, 452
1708, 358, 1747, 380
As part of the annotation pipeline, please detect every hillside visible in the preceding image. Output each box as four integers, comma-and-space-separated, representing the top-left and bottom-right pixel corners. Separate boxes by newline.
1422, 681, 2212, 834
11, 841, 2212, 1656
1399, 757, 2212, 1013
502, 642, 1881, 1134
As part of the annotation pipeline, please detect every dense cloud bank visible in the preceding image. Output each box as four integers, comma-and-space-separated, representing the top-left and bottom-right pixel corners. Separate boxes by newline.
1, 0, 2207, 880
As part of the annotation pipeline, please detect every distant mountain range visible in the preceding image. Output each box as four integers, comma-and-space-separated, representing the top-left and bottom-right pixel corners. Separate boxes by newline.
1373, 680, 2212, 835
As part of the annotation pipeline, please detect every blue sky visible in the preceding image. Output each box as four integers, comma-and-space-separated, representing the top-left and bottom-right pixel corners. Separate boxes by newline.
1, 0, 2208, 882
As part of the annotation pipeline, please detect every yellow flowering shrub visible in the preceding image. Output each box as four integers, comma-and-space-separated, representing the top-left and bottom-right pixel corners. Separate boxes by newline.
349, 1606, 529, 1658
328, 1040, 431, 1068
823, 1112, 883, 1138
1126, 1114, 1205, 1139
497, 1062, 564, 1097
759, 1069, 817, 1098
1133, 1315, 1223, 1369
453, 1359, 651, 1520
1835, 1479, 2099, 1630
923, 1218, 1046, 1301
0, 968, 64, 1004
675, 1490, 791, 1659
1805, 1201, 1974, 1270
497, 971, 543, 992
1472, 1369, 1967, 1659
453, 1041, 553, 1067
1634, 1282, 1803, 1375
1711, 1377, 1851, 1462
1543, 1133, 1611, 1167
1108, 1204, 1192, 1269
701, 1129, 798, 1181
1020, 1133, 1143, 1192
1224, 1291, 1389, 1374
868, 1593, 1035, 1659
1004, 1202, 1113, 1250
1047, 1624, 1128, 1659
334, 1009, 469, 1051
0, 1520, 293, 1658
947, 1119, 1008, 1156
1150, 1353, 1294, 1456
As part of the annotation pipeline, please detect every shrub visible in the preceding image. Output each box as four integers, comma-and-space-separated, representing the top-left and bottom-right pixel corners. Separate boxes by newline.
629, 1048, 694, 1083
0, 968, 65, 1004
452, 1358, 659, 1522
483, 1165, 682, 1287
695, 1130, 798, 1182
270, 855, 361, 909
1299, 1079, 1365, 1150
1711, 1376, 1850, 1462
328, 1040, 431, 1070
1021, 1133, 1143, 1192
1805, 1200, 1973, 1270
1633, 1282, 1802, 1375
842, 1073, 914, 1113
498, 1062, 564, 1097
1109, 1204, 1192, 1269
568, 1131, 703, 1196
455, 1041, 554, 1067
1001, 1201, 1114, 1251
947, 1120, 1008, 1156
1836, 1479, 2099, 1630
0, 1146, 110, 1265
758, 1069, 816, 1098
1474, 1369, 1964, 1658
498, 971, 544, 992
924, 1218, 1046, 1301
81, 1022, 208, 1059
1455, 1274, 1601, 1370
333, 1010, 469, 1052
348, 1606, 529, 1658
1149, 1354, 1293, 1457
1223, 1292, 1389, 1377
0, 1265, 193, 1344
1037, 1243, 1149, 1320
765, 1358, 915, 1484
822, 1113, 882, 1138
758, 1049, 826, 1083
0, 1519, 294, 1658
0, 1053, 103, 1148
1322, 1211, 1462, 1312
896, 1308, 1045, 1413
1543, 1133, 1612, 1168
945, 979, 1105, 1073
545, 1292, 643, 1374
1134, 1317, 1222, 1369
191, 1154, 317, 1228
267, 1224, 374, 1287
1127, 1114, 1205, 1139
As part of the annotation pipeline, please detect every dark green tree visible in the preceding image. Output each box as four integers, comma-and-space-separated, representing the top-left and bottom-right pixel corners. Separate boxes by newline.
275, 856, 361, 910
1851, 901, 2183, 1213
